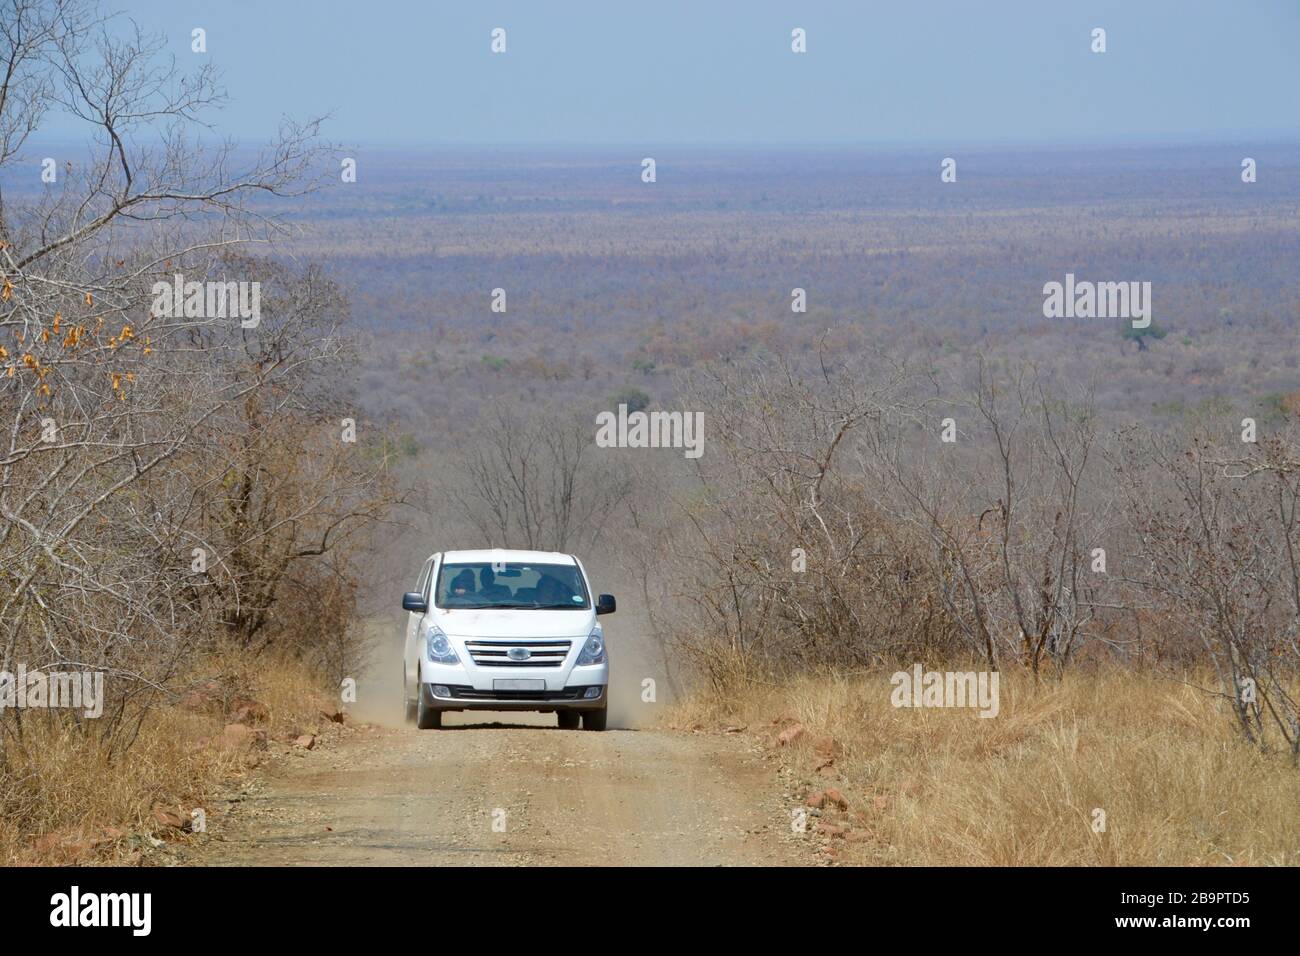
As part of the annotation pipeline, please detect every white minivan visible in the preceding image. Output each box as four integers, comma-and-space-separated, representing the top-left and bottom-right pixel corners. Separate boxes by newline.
401, 549, 615, 730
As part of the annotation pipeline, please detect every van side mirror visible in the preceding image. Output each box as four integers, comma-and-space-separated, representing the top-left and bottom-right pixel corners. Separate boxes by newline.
595, 593, 616, 616
401, 592, 428, 613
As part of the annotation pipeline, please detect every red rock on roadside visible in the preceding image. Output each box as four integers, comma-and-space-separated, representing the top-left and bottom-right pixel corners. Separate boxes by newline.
776, 723, 806, 746
151, 807, 187, 830
31, 829, 93, 863
230, 698, 269, 725
177, 678, 224, 713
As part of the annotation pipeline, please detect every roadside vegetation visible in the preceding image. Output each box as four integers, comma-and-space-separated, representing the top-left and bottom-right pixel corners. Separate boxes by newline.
0, 0, 400, 862
634, 354, 1300, 865
668, 669, 1300, 865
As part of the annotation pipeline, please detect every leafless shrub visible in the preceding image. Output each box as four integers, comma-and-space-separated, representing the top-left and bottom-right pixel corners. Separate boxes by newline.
648, 351, 964, 685
1112, 426, 1300, 759
439, 405, 632, 554
858, 360, 1119, 674
642, 350, 1296, 755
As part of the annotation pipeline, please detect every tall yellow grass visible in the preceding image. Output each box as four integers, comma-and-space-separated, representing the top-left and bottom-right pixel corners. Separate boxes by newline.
669, 667, 1300, 865
0, 648, 332, 865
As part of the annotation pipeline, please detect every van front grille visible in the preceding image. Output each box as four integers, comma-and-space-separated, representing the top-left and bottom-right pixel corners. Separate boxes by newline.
464, 639, 572, 668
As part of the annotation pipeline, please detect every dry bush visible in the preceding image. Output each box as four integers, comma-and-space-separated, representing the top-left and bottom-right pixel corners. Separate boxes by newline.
437, 404, 632, 554
856, 360, 1120, 673
0, 0, 396, 851
1112, 425, 1300, 759
647, 351, 967, 688
649, 352, 1300, 756
266, 552, 366, 686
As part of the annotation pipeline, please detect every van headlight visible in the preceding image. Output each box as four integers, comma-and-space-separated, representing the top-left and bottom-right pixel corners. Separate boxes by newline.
575, 631, 605, 666
425, 627, 460, 664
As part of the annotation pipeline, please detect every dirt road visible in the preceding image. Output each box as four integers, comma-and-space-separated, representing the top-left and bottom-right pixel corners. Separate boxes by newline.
185, 711, 810, 866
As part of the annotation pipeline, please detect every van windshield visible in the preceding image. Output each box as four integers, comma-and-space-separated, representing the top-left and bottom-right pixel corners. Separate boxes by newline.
434, 562, 590, 610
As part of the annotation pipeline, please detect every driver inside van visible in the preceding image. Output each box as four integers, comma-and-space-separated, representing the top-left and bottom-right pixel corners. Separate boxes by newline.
535, 573, 569, 606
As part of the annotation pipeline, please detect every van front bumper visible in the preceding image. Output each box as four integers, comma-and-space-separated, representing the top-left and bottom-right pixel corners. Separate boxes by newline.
420, 682, 606, 712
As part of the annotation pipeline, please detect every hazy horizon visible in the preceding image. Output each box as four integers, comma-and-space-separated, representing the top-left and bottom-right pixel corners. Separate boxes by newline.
31, 0, 1300, 149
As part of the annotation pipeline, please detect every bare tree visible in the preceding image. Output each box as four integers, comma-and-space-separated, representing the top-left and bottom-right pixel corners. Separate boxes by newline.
859, 361, 1115, 674
0, 0, 390, 772
441, 406, 631, 554
1113, 425, 1300, 759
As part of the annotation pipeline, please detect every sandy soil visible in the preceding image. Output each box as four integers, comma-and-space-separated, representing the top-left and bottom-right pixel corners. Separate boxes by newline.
183, 711, 810, 867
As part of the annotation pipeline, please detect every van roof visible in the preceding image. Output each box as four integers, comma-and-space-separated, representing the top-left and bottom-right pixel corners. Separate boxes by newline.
436, 549, 577, 565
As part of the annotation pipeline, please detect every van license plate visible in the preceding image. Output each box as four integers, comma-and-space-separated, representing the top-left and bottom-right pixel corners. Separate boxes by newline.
494, 678, 546, 691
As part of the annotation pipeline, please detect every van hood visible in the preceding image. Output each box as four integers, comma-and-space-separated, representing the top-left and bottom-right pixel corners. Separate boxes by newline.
433, 607, 594, 639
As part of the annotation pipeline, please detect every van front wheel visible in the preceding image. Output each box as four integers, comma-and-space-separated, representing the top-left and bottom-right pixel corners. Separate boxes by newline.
416, 693, 442, 729
582, 708, 607, 731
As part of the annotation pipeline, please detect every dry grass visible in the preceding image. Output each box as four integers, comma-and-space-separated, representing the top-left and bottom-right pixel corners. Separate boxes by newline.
0, 648, 336, 865
667, 667, 1300, 866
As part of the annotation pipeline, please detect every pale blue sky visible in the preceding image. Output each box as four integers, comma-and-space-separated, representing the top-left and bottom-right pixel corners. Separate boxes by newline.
42, 0, 1300, 147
